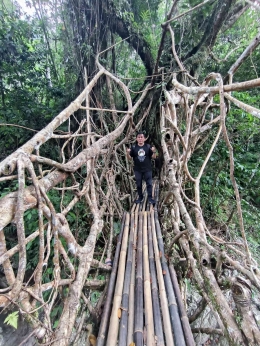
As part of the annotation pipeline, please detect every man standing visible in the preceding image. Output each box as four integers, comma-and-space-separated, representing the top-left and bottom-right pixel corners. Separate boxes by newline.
126, 131, 157, 204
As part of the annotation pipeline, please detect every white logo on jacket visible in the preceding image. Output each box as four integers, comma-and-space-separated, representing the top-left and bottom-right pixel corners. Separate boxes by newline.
138, 148, 146, 162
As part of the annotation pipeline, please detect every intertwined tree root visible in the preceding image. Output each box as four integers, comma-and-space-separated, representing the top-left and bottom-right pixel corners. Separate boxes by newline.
0, 35, 260, 346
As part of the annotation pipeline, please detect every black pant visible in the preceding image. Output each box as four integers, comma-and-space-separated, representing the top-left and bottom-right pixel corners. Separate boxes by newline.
134, 170, 153, 199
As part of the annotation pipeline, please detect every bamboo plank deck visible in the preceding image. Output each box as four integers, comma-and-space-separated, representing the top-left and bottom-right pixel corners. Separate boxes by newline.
97, 184, 195, 346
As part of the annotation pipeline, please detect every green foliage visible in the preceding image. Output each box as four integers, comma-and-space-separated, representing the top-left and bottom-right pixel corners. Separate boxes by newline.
113, 221, 121, 235
91, 291, 101, 305
114, 40, 147, 92
206, 7, 260, 79
51, 305, 63, 328
188, 88, 260, 263
117, 0, 164, 59
184, 278, 191, 292
0, 6, 69, 158
4, 311, 19, 329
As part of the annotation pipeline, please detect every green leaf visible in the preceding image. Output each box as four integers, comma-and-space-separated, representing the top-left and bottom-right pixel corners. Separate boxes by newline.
53, 319, 59, 329
113, 221, 121, 235
68, 212, 76, 220
4, 311, 19, 329
26, 240, 33, 250
91, 291, 101, 304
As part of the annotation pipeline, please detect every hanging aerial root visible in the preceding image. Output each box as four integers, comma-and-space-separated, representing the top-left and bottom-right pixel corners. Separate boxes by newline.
231, 277, 260, 344
11, 158, 27, 298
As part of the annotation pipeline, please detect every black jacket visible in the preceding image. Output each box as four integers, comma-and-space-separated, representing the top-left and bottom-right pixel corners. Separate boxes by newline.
130, 144, 153, 172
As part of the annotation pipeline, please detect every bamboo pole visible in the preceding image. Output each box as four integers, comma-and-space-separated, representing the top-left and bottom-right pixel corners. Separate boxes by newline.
150, 181, 157, 212
154, 181, 159, 202
131, 200, 137, 213
106, 213, 130, 345
154, 181, 160, 212
97, 212, 126, 346
127, 211, 138, 345
148, 183, 153, 212
150, 210, 175, 346
141, 190, 148, 212
169, 264, 195, 346
148, 212, 165, 346
154, 211, 186, 346
134, 212, 144, 345
143, 211, 155, 345
118, 212, 135, 344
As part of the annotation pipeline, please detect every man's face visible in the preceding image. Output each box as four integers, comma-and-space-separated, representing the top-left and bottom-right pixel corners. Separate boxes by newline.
136, 134, 145, 146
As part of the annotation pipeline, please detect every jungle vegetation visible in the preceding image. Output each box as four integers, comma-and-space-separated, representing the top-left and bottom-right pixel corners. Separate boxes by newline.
0, 0, 260, 345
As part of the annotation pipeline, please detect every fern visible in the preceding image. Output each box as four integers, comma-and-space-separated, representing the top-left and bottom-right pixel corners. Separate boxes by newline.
4, 311, 19, 329
140, 10, 150, 22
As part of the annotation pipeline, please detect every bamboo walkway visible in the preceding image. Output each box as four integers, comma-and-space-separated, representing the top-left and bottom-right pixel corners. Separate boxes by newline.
97, 184, 195, 346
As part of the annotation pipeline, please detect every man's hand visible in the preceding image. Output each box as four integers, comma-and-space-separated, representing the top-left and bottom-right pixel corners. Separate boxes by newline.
151, 146, 157, 158
126, 147, 132, 161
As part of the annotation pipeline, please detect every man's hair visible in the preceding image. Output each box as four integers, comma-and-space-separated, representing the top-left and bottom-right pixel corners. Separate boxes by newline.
136, 131, 146, 137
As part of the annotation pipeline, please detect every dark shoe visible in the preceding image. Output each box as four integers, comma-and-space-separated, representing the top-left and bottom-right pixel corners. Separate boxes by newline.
148, 198, 155, 205
135, 197, 143, 204
105, 258, 112, 267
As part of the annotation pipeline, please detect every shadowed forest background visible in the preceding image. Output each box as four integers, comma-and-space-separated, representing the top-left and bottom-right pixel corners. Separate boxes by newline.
0, 0, 260, 345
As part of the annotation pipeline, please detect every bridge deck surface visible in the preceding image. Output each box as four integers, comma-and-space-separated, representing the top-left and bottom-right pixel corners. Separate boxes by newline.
97, 185, 195, 346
